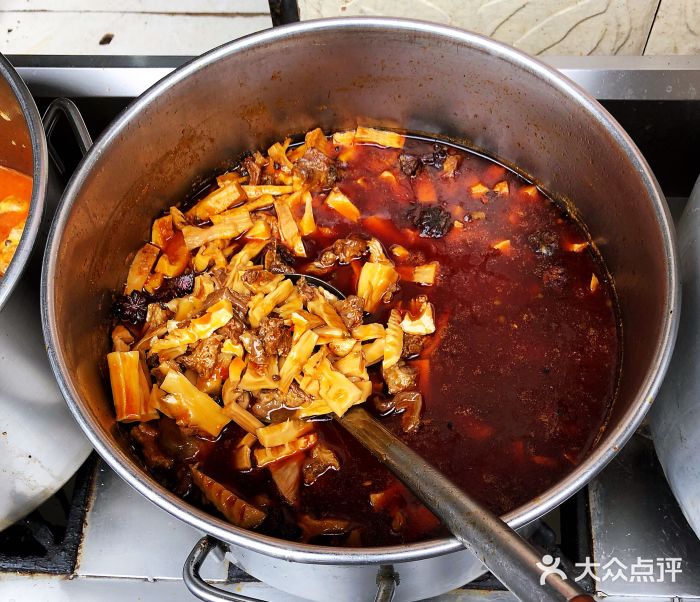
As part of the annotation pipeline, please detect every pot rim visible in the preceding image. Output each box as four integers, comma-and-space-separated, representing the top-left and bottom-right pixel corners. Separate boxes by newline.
41, 17, 680, 565
0, 52, 48, 313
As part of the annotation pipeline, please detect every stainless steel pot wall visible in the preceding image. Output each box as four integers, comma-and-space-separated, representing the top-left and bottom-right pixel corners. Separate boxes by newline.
42, 18, 679, 601
0, 53, 48, 312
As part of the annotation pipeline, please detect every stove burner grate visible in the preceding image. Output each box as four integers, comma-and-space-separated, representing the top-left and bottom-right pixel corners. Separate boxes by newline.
0, 454, 97, 574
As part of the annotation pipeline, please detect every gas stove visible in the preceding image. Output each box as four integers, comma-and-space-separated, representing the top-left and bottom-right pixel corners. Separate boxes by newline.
1, 52, 700, 601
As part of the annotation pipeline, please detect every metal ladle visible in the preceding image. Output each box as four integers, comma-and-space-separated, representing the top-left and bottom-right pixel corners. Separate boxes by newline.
289, 274, 595, 602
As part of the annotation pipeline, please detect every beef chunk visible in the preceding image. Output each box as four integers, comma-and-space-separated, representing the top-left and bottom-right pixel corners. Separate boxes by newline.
240, 330, 267, 365
315, 249, 338, 269
402, 334, 424, 358
210, 268, 228, 288
251, 383, 311, 422
328, 165, 339, 187
113, 290, 150, 326
241, 268, 279, 294
263, 241, 295, 274
288, 382, 313, 407
296, 276, 317, 303
131, 422, 174, 470
335, 295, 364, 330
242, 154, 262, 185
313, 237, 368, 271
251, 389, 286, 421
528, 230, 559, 257
223, 387, 251, 411
400, 145, 449, 176
228, 291, 251, 320
180, 335, 223, 378
217, 316, 245, 342
250, 388, 300, 422
293, 147, 337, 190
151, 359, 179, 384
372, 394, 395, 415
145, 303, 171, 332
383, 361, 418, 394
201, 287, 249, 321
157, 417, 212, 463
407, 204, 453, 238
393, 391, 423, 434
399, 153, 421, 177
372, 390, 423, 433
303, 443, 340, 485
331, 236, 367, 264
258, 316, 292, 356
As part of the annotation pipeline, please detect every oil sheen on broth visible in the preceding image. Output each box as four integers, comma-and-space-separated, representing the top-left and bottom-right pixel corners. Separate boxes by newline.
111, 129, 619, 547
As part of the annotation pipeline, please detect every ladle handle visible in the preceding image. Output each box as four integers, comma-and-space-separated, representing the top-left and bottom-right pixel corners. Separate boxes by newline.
338, 408, 595, 602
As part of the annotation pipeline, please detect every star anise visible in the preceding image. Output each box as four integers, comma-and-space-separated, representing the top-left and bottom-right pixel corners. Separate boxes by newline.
113, 290, 150, 326
151, 272, 195, 302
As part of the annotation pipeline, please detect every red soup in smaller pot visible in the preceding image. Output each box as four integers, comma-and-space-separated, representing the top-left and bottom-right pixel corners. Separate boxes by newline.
0, 165, 32, 277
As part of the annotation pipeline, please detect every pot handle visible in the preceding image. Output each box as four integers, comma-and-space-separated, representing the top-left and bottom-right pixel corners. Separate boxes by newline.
184, 536, 268, 602
42, 98, 92, 170
183, 536, 400, 602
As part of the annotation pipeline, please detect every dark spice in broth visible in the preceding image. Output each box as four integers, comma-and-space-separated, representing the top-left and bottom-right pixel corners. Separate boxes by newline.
108, 128, 620, 547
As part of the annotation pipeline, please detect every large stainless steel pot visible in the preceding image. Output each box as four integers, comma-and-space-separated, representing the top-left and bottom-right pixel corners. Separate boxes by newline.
0, 53, 48, 311
42, 18, 679, 601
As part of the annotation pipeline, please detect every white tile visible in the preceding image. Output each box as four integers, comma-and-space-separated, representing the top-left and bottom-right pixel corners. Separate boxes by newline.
298, 0, 661, 55
0, 10, 271, 55
1, 0, 269, 13
645, 0, 700, 54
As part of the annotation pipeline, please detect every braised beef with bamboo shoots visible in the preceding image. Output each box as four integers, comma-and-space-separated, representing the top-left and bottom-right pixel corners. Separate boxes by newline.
107, 127, 620, 546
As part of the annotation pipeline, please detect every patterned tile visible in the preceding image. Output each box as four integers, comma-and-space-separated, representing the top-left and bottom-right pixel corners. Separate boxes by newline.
299, 0, 661, 55
645, 0, 700, 54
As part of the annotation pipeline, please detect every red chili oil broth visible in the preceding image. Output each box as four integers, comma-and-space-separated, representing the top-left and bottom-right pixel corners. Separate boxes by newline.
136, 134, 621, 547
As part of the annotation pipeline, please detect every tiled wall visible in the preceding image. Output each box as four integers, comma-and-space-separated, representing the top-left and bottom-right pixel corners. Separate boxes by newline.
646, 0, 700, 54
0, 0, 271, 55
299, 0, 700, 56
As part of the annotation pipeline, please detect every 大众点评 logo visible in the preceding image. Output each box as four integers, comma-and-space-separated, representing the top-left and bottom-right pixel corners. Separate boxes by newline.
535, 554, 682, 585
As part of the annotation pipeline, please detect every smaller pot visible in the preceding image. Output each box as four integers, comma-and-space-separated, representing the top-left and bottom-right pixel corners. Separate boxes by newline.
0, 55, 93, 529
651, 173, 700, 538
0, 53, 48, 312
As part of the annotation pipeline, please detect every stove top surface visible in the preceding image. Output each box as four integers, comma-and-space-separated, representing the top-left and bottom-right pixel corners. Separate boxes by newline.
1, 54, 699, 601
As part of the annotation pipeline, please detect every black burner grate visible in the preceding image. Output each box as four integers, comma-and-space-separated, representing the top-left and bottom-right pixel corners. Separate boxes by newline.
0, 454, 97, 574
